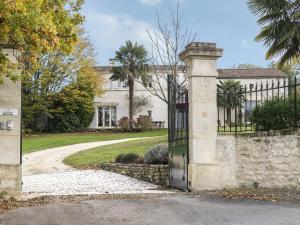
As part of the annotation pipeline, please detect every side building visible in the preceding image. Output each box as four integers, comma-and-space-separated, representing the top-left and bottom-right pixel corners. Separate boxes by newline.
89, 66, 286, 129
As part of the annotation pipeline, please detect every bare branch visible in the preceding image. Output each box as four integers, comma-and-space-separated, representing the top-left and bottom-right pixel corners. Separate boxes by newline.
145, 1, 196, 104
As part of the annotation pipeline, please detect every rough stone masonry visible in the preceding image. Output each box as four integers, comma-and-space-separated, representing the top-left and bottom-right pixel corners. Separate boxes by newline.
101, 163, 169, 186
217, 130, 300, 189
236, 130, 300, 188
0, 45, 22, 196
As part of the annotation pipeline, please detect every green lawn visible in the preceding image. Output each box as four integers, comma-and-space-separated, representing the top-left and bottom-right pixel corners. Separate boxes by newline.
63, 136, 167, 169
22, 129, 167, 154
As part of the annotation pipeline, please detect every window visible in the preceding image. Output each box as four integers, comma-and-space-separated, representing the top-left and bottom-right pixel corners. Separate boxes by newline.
108, 79, 127, 89
98, 106, 117, 128
244, 100, 260, 122
122, 81, 128, 88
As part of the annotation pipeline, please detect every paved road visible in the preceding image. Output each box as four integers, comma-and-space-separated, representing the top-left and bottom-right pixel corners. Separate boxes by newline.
22, 137, 145, 175
1, 194, 299, 225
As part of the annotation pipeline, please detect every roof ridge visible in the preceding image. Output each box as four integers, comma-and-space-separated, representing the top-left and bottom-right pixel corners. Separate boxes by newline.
218, 68, 276, 70
97, 66, 277, 70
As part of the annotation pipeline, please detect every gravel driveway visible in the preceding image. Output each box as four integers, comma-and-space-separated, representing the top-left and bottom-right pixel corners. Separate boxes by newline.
23, 137, 145, 176
22, 170, 163, 196
22, 137, 164, 197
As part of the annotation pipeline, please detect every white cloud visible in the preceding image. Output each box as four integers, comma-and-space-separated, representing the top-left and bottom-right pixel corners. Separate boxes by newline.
138, 0, 162, 6
84, 11, 154, 62
241, 40, 249, 49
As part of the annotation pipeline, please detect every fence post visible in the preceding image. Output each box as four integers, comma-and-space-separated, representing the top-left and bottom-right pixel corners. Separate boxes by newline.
180, 42, 227, 190
0, 44, 22, 196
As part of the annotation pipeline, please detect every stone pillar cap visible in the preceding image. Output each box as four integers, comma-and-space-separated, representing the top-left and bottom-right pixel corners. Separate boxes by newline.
179, 42, 223, 61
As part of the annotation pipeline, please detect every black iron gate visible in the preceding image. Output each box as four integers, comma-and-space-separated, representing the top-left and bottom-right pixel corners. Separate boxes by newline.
168, 75, 189, 190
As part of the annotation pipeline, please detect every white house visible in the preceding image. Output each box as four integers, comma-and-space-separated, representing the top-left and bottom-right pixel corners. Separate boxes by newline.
89, 64, 286, 129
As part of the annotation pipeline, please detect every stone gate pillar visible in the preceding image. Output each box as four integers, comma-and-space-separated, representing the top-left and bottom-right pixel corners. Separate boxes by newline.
0, 44, 22, 196
179, 42, 227, 190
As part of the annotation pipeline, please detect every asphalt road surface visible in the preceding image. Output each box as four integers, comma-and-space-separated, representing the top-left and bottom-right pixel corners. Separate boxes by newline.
0, 194, 299, 225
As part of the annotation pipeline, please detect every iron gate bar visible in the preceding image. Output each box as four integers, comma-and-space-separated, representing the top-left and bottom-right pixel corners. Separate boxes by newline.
217, 77, 300, 133
168, 74, 189, 190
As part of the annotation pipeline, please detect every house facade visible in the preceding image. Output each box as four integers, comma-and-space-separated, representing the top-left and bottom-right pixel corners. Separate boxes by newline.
89, 65, 286, 129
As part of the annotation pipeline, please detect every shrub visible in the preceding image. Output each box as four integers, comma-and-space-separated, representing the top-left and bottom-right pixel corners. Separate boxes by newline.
144, 144, 169, 165
118, 116, 130, 132
136, 115, 153, 131
251, 96, 300, 131
47, 81, 95, 132
115, 153, 140, 164
115, 153, 125, 163
22, 128, 32, 136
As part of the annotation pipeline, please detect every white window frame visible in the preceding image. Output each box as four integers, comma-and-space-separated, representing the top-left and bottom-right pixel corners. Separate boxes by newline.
98, 105, 117, 128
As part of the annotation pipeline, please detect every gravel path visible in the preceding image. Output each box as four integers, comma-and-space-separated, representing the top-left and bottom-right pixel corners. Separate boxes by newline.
23, 137, 145, 176
22, 170, 163, 196
22, 137, 166, 197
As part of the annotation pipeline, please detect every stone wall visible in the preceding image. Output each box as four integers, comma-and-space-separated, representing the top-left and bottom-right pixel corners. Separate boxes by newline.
235, 130, 300, 188
101, 163, 169, 186
100, 130, 299, 189
216, 130, 300, 189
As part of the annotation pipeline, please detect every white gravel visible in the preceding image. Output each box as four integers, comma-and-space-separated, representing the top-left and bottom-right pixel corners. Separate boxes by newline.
22, 170, 163, 196
22, 137, 170, 197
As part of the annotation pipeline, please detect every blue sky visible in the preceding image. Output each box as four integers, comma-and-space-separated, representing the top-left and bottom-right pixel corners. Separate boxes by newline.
81, 0, 270, 68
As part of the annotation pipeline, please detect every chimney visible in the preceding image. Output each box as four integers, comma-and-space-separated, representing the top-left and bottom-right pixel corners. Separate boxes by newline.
109, 58, 116, 66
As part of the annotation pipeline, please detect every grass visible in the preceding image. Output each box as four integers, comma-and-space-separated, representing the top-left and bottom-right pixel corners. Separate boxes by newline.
22, 129, 167, 154
63, 136, 167, 169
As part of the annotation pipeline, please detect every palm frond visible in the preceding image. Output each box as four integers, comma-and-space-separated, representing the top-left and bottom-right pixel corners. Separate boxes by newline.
248, 0, 300, 67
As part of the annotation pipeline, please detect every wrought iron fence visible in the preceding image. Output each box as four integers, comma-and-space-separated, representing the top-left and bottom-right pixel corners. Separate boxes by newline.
217, 76, 300, 133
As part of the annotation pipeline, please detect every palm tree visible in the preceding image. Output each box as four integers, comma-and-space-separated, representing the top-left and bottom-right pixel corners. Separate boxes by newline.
110, 41, 148, 130
248, 0, 300, 68
217, 80, 245, 126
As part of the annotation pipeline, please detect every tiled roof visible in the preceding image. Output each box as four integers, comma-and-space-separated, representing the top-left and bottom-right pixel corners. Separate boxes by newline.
95, 66, 287, 79
217, 68, 286, 79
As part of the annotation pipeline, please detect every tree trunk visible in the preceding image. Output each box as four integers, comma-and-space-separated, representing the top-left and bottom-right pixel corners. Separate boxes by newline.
226, 107, 231, 127
128, 78, 134, 130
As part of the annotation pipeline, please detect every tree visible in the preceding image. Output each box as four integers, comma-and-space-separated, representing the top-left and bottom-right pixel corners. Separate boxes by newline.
217, 80, 245, 125
144, 1, 196, 103
269, 60, 300, 80
232, 63, 259, 69
248, 0, 300, 68
22, 33, 103, 132
130, 95, 152, 117
0, 0, 84, 83
47, 71, 97, 132
111, 41, 148, 130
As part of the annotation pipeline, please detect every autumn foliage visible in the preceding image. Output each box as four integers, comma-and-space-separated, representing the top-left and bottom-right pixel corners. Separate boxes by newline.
0, 0, 84, 82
